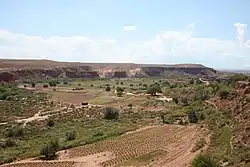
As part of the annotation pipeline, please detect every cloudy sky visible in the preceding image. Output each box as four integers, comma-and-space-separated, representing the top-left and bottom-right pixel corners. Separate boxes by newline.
0, 0, 250, 69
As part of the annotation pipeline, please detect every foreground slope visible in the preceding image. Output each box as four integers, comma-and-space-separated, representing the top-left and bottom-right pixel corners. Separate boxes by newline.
1, 125, 205, 167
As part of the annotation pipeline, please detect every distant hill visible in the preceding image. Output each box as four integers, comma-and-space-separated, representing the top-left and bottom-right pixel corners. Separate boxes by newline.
0, 59, 217, 82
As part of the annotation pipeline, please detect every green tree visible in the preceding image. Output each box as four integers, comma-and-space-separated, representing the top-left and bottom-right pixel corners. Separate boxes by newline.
147, 83, 162, 96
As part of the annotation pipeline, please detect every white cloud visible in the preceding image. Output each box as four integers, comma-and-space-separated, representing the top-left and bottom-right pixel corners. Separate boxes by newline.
103, 39, 116, 43
187, 23, 196, 30
0, 23, 249, 69
234, 23, 247, 46
123, 25, 137, 31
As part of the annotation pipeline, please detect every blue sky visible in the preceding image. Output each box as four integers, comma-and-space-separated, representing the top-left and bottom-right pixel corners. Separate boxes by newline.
0, 0, 250, 69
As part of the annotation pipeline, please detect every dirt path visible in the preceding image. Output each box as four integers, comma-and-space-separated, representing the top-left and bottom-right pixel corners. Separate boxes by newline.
199, 78, 210, 85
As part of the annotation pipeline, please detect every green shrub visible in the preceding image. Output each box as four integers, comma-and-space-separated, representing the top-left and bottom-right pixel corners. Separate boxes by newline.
180, 96, 188, 106
47, 119, 55, 127
120, 82, 124, 85
31, 82, 36, 88
191, 138, 206, 152
173, 97, 179, 104
170, 84, 177, 89
65, 131, 76, 141
116, 87, 124, 92
6, 126, 23, 138
117, 90, 123, 97
3, 138, 16, 148
103, 107, 119, 120
189, 79, 194, 84
40, 140, 59, 160
218, 89, 229, 99
188, 110, 198, 123
106, 86, 111, 91
43, 84, 49, 88
192, 154, 219, 167
48, 81, 57, 87
142, 83, 148, 87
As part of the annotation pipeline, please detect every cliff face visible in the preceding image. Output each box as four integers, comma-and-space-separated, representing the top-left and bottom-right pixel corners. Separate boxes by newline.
0, 59, 217, 82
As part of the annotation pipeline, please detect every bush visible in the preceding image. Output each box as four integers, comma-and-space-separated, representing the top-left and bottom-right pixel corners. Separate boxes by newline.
103, 107, 119, 120
63, 81, 68, 85
192, 154, 219, 167
106, 86, 111, 91
117, 90, 123, 97
47, 119, 55, 127
191, 138, 206, 152
189, 79, 194, 84
40, 140, 59, 160
3, 138, 16, 148
194, 86, 210, 101
173, 97, 179, 104
180, 96, 188, 106
0, 92, 11, 100
128, 103, 133, 108
65, 131, 76, 141
48, 81, 57, 87
31, 82, 36, 88
228, 74, 248, 87
130, 84, 133, 87
116, 87, 124, 92
188, 110, 198, 123
6, 127, 23, 138
218, 89, 229, 99
120, 82, 124, 85
91, 84, 93, 87
143, 83, 148, 87
43, 84, 49, 88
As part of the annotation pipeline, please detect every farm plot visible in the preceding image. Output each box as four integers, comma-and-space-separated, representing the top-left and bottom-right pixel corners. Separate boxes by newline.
1, 124, 203, 167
